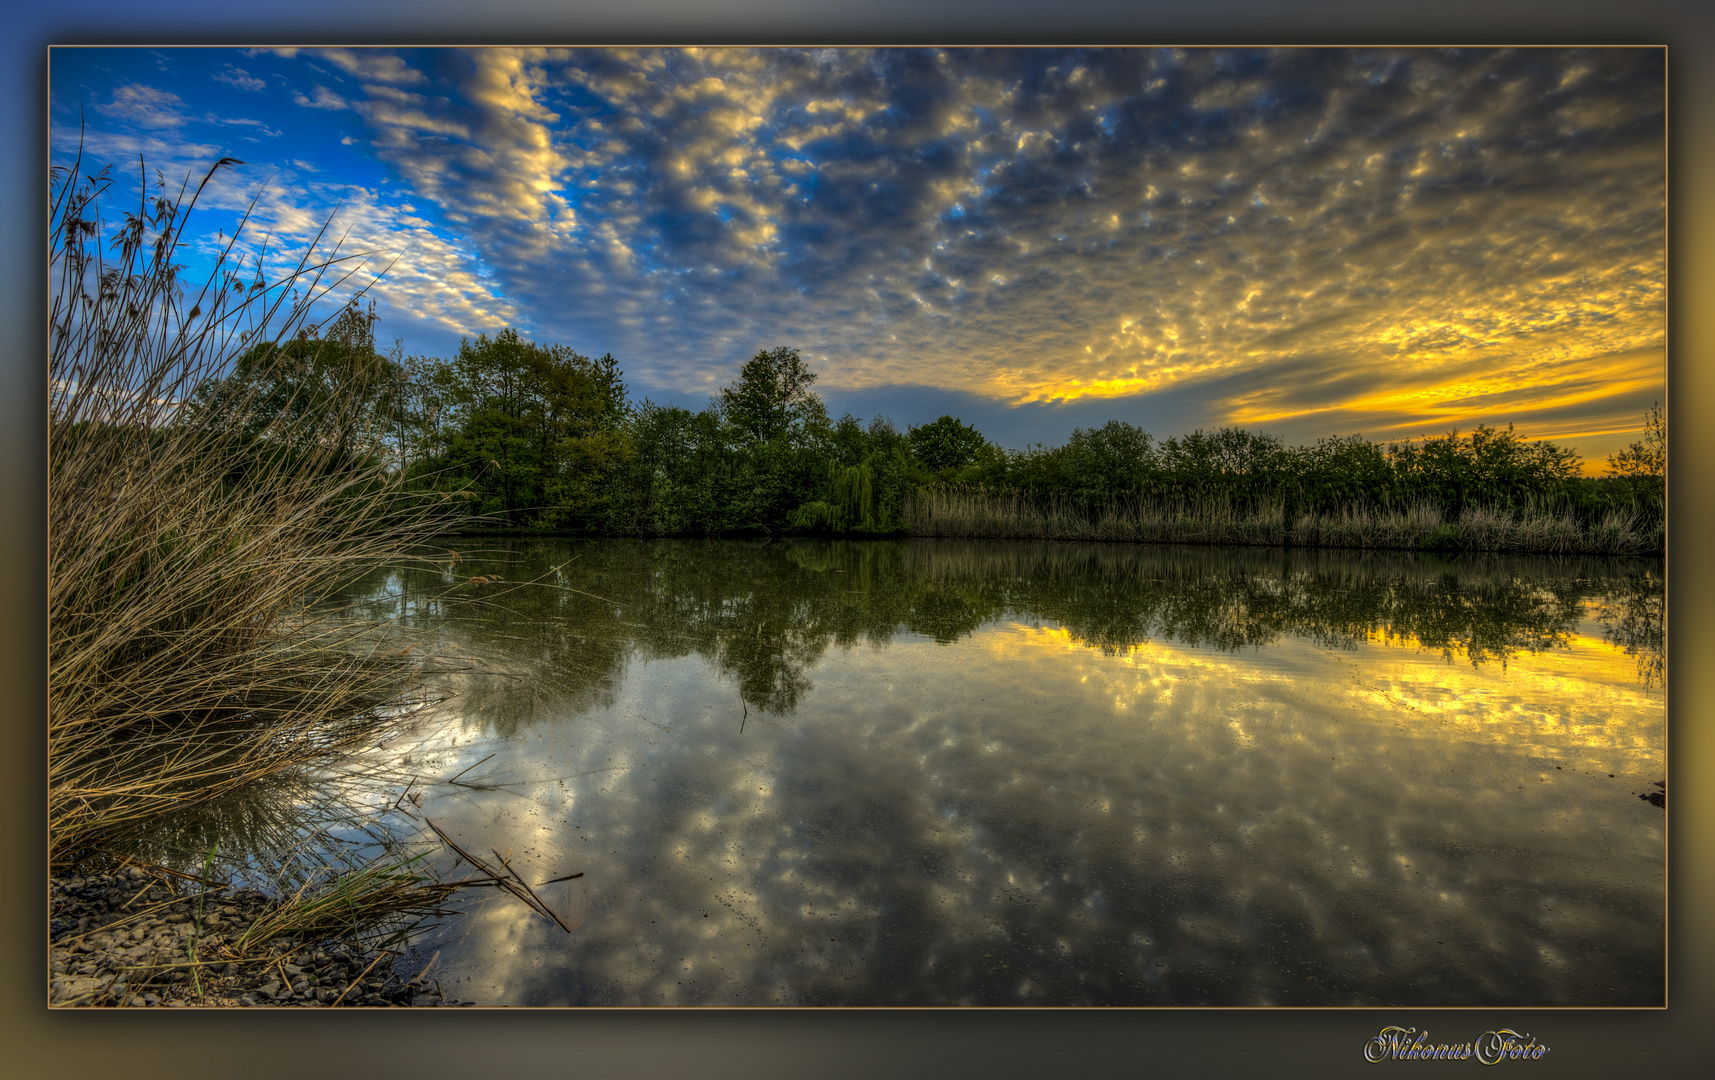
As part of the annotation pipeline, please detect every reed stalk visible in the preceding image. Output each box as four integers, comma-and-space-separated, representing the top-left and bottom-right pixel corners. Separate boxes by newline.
49, 150, 447, 865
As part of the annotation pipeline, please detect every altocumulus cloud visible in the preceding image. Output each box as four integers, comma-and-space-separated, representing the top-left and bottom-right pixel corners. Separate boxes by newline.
52, 46, 1664, 458
97, 83, 188, 130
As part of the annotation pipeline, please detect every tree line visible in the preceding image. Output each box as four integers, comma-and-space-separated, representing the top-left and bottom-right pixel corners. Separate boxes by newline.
189, 311, 1666, 541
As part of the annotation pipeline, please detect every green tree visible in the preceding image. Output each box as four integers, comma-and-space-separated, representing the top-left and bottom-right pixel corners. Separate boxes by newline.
186, 298, 403, 475
718, 346, 828, 445
706, 346, 833, 532
1288, 435, 1395, 515
424, 330, 631, 529
622, 402, 728, 534
1057, 421, 1157, 508
909, 415, 989, 473
787, 412, 917, 536
1155, 427, 1291, 507
1387, 425, 1579, 514
1607, 403, 1665, 480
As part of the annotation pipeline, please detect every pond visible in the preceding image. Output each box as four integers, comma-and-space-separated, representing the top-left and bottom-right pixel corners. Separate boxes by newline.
241, 539, 1673, 1006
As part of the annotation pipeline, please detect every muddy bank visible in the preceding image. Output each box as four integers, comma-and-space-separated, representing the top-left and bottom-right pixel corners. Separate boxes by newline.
49, 866, 474, 1008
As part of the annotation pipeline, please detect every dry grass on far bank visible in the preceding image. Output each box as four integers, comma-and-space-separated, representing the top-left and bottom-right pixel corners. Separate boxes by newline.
903, 487, 1660, 555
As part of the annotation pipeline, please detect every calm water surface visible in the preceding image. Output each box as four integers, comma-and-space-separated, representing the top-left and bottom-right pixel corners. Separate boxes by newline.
332, 539, 1663, 1006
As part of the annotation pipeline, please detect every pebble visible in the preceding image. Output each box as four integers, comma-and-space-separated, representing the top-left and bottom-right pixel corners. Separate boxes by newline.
49, 869, 470, 1008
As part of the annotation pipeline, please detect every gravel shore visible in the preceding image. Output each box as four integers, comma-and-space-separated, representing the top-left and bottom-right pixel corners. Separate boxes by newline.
50, 866, 473, 1008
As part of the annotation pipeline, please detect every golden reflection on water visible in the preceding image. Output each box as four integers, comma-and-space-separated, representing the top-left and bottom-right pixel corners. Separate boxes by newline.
986, 617, 1661, 773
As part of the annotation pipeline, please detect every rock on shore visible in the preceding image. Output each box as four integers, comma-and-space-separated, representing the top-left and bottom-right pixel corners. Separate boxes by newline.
49, 866, 473, 1008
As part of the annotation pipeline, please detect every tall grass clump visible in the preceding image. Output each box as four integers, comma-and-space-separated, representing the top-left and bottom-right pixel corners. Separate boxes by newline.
903, 486, 1289, 545
49, 151, 446, 866
233, 852, 471, 958
1292, 498, 1655, 555
1289, 501, 1445, 550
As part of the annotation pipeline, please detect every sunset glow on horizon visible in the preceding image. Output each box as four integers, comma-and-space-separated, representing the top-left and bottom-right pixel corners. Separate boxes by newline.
49, 46, 1665, 468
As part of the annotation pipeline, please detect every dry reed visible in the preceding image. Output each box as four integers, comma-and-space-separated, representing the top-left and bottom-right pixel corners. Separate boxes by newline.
907, 487, 1657, 555
903, 486, 1287, 545
49, 151, 447, 864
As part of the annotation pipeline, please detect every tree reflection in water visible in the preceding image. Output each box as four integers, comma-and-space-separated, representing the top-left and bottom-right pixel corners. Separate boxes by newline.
1592, 567, 1665, 688
336, 539, 1661, 734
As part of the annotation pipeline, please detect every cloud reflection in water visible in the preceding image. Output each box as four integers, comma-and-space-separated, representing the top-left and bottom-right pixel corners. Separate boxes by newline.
377, 540, 1661, 1006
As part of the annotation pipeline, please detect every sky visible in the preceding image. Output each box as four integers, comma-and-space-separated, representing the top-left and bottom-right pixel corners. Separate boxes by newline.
49, 46, 1665, 468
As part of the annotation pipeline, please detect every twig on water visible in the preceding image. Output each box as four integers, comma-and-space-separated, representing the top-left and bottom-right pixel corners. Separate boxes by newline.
423, 818, 574, 933
535, 872, 584, 886
491, 848, 574, 934
445, 754, 496, 788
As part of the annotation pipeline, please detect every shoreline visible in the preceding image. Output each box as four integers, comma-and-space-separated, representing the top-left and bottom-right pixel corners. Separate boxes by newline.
423, 516, 1665, 557
49, 866, 473, 1008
